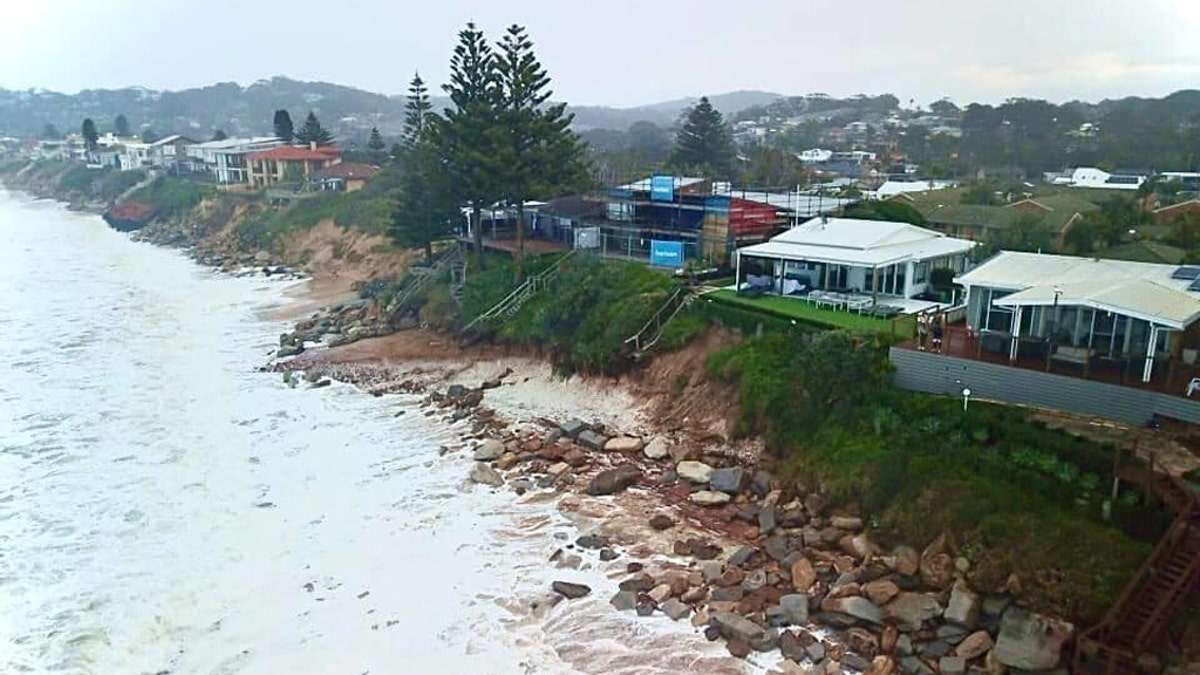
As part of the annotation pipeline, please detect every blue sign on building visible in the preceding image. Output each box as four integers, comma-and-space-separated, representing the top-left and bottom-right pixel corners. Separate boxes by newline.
649, 239, 685, 267
649, 175, 675, 202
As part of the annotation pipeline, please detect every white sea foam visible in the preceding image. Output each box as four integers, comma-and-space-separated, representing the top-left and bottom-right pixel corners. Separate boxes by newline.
0, 191, 771, 675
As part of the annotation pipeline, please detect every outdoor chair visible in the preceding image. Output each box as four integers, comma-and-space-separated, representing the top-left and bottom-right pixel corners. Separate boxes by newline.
1187, 377, 1200, 398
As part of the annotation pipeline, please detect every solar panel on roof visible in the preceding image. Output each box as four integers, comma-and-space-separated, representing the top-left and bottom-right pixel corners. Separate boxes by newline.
1171, 265, 1200, 280
1187, 278, 1200, 292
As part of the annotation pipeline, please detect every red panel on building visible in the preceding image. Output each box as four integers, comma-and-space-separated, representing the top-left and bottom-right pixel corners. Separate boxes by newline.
728, 197, 783, 239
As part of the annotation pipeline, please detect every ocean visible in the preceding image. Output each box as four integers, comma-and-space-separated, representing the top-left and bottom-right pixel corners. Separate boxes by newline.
0, 190, 757, 675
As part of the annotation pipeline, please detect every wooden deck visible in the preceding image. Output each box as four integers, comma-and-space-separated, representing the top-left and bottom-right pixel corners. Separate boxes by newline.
463, 236, 570, 256
898, 325, 1200, 399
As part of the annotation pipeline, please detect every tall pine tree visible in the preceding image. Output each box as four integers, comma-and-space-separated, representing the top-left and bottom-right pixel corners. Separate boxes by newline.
441, 22, 501, 272
273, 110, 294, 142
366, 127, 386, 165
671, 97, 735, 178
114, 114, 130, 137
494, 24, 588, 281
390, 73, 456, 264
81, 118, 99, 155
294, 111, 333, 147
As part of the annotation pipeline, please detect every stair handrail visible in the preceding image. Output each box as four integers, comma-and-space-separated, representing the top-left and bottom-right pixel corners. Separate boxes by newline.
1075, 472, 1199, 673
461, 249, 576, 333
388, 244, 462, 313
624, 286, 691, 353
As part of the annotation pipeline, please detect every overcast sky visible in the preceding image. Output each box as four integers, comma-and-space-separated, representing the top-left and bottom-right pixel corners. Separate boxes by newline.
2, 0, 1198, 108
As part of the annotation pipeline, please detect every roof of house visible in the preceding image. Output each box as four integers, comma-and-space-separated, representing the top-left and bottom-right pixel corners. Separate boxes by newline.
148, 134, 198, 146
1010, 193, 1100, 215
1099, 241, 1188, 265
249, 145, 341, 161
616, 176, 707, 192
922, 203, 1024, 230
540, 194, 606, 219
737, 217, 976, 267
955, 250, 1200, 329
313, 162, 379, 181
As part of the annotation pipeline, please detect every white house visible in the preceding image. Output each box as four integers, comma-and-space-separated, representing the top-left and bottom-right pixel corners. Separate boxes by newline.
1047, 167, 1146, 190
868, 179, 957, 200
798, 148, 834, 163
146, 135, 198, 171
734, 217, 975, 309
118, 142, 151, 171
186, 137, 283, 184
956, 251, 1200, 382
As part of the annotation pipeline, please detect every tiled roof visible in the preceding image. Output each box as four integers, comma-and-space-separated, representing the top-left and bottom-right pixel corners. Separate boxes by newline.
249, 146, 340, 161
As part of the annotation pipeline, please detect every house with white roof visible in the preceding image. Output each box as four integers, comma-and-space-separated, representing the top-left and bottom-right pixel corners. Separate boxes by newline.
734, 217, 976, 311
956, 251, 1200, 382
186, 137, 283, 184
1047, 167, 1146, 190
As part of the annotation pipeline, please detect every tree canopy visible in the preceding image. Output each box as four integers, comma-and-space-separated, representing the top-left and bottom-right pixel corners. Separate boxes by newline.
273, 109, 294, 142
41, 123, 61, 140
294, 111, 333, 147
493, 23, 588, 280
114, 114, 131, 137
366, 127, 386, 165
390, 73, 457, 263
210, 129, 228, 141
81, 118, 98, 153
671, 97, 735, 178
440, 21, 502, 271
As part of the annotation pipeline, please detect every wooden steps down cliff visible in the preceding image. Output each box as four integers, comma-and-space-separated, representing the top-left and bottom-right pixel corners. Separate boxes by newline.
1074, 475, 1200, 675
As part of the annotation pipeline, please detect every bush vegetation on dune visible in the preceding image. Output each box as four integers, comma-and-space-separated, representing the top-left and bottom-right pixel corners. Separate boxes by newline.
706, 329, 1158, 621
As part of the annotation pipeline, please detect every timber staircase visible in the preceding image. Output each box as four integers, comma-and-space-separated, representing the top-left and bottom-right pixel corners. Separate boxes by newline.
1074, 474, 1200, 674
624, 287, 693, 358
461, 250, 576, 333
385, 244, 462, 316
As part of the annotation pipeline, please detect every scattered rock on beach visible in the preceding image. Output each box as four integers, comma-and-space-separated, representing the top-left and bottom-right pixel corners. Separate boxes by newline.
649, 514, 676, 530
472, 438, 505, 461
604, 436, 643, 453
586, 464, 642, 496
690, 490, 731, 506
676, 460, 714, 484
710, 467, 745, 494
551, 581, 591, 599
577, 429, 608, 452
643, 436, 670, 459
469, 462, 504, 487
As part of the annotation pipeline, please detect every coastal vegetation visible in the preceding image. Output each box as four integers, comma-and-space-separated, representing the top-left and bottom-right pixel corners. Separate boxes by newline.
706, 328, 1159, 619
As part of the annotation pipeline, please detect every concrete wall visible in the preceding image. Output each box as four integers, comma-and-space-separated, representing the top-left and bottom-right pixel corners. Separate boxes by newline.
889, 346, 1200, 426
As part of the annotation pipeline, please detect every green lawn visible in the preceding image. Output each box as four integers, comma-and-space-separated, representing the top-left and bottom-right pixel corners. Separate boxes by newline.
706, 289, 915, 337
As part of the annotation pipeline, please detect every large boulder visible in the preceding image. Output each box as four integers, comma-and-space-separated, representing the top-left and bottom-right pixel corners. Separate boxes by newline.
944, 580, 981, 628
469, 462, 504, 487
883, 592, 943, 632
821, 596, 884, 625
677, 460, 715, 484
604, 436, 644, 453
710, 467, 746, 494
473, 438, 505, 461
993, 607, 1073, 671
586, 464, 642, 495
710, 611, 767, 644
577, 429, 609, 451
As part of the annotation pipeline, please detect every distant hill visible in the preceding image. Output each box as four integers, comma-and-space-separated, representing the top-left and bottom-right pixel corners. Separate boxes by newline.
0, 78, 785, 140
571, 90, 786, 130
